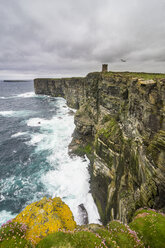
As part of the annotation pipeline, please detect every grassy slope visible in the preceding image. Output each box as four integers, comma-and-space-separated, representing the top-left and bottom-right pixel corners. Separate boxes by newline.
1, 209, 165, 248
129, 209, 165, 248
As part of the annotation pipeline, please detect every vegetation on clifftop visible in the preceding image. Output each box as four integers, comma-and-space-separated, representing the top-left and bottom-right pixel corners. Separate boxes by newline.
130, 209, 165, 248
1, 197, 165, 248
0, 221, 32, 248
103, 71, 165, 80
35, 71, 165, 82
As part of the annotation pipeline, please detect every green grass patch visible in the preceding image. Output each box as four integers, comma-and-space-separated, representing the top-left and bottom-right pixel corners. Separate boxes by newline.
103, 71, 165, 80
129, 209, 165, 248
36, 231, 103, 248
106, 221, 144, 248
0, 221, 32, 248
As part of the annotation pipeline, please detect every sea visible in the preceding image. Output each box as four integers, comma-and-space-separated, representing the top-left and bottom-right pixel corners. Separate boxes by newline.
0, 80, 100, 226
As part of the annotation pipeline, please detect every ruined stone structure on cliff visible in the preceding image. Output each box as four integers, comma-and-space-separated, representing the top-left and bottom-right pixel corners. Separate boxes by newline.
34, 71, 165, 225
102, 64, 108, 72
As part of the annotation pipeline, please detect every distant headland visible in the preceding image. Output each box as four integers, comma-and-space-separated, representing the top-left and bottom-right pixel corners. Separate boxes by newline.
3, 80, 31, 82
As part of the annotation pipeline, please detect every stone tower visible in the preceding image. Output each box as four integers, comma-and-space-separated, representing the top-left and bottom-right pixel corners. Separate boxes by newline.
102, 64, 108, 72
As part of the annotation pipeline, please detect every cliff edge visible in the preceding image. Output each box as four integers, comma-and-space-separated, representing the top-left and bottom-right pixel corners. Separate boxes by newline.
34, 71, 165, 224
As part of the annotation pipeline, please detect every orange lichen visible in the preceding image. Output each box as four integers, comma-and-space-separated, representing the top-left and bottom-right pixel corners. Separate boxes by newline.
13, 197, 76, 244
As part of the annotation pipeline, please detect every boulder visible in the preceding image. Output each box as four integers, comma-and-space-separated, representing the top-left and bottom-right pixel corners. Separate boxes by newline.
13, 197, 76, 244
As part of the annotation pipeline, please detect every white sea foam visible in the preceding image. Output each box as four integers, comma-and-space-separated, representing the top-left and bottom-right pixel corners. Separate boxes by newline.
0, 91, 35, 100
26, 133, 46, 146
0, 210, 16, 227
26, 98, 100, 224
0, 110, 35, 118
0, 177, 18, 226
26, 118, 48, 127
0, 111, 15, 116
42, 156, 100, 224
16, 92, 35, 98
11, 132, 28, 138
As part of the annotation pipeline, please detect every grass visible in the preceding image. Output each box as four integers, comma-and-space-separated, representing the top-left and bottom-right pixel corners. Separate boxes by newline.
36, 231, 103, 248
0, 221, 33, 248
1, 208, 165, 248
129, 208, 165, 248
106, 221, 144, 248
36, 221, 145, 248
103, 71, 165, 80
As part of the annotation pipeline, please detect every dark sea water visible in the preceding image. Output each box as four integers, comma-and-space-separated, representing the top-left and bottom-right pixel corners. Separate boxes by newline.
0, 80, 100, 226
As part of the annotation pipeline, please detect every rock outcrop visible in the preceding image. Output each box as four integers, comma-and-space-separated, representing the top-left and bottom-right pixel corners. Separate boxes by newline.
13, 197, 76, 244
34, 72, 165, 225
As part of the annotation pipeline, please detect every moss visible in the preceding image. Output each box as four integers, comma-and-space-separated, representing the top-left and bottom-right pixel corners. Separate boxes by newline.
36, 231, 103, 248
2, 207, 165, 248
129, 151, 139, 176
92, 228, 119, 247
100, 118, 121, 139
101, 114, 112, 124
73, 145, 86, 156
147, 130, 165, 165
13, 197, 76, 245
97, 117, 123, 153
106, 221, 144, 248
0, 221, 32, 248
129, 209, 165, 248
84, 144, 92, 154
73, 143, 93, 157
37, 222, 145, 248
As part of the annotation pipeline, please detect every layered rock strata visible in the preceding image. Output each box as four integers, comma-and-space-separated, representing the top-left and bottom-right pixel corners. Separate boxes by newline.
34, 72, 165, 224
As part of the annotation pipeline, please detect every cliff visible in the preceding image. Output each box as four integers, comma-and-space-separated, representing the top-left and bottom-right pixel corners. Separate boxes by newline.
34, 71, 165, 225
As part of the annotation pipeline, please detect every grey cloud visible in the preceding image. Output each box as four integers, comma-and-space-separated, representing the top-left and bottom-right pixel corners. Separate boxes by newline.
0, 0, 165, 79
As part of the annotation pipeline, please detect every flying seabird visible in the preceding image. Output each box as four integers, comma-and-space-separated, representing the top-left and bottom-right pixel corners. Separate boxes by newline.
121, 59, 127, 62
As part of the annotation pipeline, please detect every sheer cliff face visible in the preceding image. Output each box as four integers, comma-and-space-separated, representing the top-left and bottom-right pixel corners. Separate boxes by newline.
34, 73, 165, 224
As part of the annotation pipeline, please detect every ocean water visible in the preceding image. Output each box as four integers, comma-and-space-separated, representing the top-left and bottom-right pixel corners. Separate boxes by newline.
0, 80, 100, 226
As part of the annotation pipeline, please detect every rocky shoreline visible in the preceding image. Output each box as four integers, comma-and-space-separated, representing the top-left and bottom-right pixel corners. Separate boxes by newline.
34, 71, 165, 224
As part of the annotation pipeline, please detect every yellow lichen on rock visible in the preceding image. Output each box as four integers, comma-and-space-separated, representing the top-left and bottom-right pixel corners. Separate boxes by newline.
13, 197, 76, 244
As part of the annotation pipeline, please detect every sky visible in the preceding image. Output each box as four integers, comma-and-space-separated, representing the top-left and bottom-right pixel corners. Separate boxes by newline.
0, 0, 165, 79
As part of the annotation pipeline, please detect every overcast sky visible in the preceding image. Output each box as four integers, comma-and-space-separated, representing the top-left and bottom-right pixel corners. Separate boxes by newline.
0, 0, 165, 79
